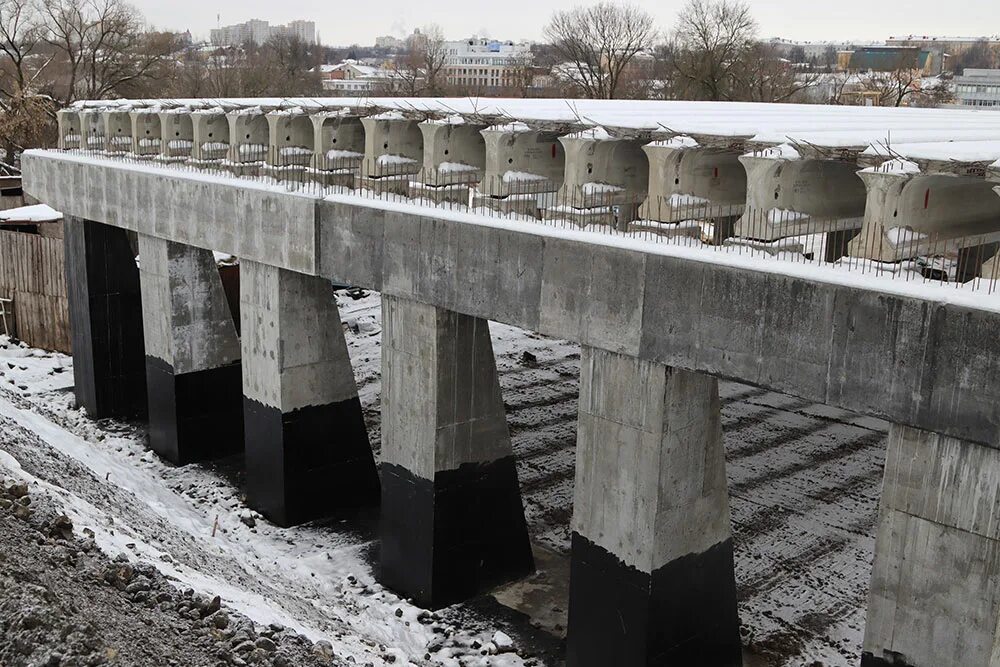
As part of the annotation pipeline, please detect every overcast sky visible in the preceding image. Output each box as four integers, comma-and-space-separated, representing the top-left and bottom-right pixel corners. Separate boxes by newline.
131, 0, 1000, 47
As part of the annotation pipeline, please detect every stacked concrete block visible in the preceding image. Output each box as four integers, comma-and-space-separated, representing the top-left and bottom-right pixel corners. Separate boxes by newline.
567, 347, 741, 666
735, 148, 867, 260
547, 128, 648, 230
63, 216, 147, 419
310, 113, 365, 187
475, 123, 565, 216
849, 166, 1000, 278
130, 110, 162, 157
137, 235, 243, 464
265, 111, 314, 182
359, 113, 423, 195
379, 294, 534, 607
638, 138, 746, 241
190, 110, 230, 165
103, 111, 133, 154
240, 261, 379, 526
57, 110, 81, 150
225, 109, 269, 176
863, 425, 1000, 667
160, 110, 195, 161
410, 119, 487, 203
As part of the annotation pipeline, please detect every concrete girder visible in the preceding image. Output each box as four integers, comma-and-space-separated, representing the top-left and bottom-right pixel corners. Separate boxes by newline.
189, 111, 230, 163
226, 110, 269, 175
240, 261, 378, 526
57, 110, 81, 150
102, 111, 133, 154
159, 111, 194, 161
130, 110, 162, 157
639, 142, 746, 224
264, 112, 314, 180
849, 170, 1000, 278
478, 126, 565, 200
310, 114, 365, 185
567, 348, 740, 666
862, 424, 1000, 667
137, 234, 244, 464
79, 110, 105, 151
551, 132, 648, 228
379, 294, 533, 608
360, 116, 423, 193
734, 154, 868, 242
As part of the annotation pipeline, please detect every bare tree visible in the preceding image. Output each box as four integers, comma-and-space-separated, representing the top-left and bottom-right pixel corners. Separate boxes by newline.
669, 0, 756, 101
731, 42, 818, 102
859, 53, 923, 107
0, 0, 44, 98
544, 2, 656, 99
388, 24, 446, 96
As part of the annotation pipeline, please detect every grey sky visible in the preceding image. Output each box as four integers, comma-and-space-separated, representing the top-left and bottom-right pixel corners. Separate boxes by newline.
132, 0, 999, 47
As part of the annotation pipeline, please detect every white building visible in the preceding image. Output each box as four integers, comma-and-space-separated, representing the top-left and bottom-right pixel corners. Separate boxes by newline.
954, 69, 1000, 108
210, 19, 317, 47
443, 37, 532, 90
313, 61, 404, 95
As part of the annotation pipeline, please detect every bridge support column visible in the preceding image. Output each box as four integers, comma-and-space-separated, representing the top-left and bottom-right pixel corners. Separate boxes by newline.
379, 294, 534, 608
863, 424, 1000, 667
568, 347, 740, 667
64, 217, 147, 419
138, 235, 243, 464
240, 261, 378, 527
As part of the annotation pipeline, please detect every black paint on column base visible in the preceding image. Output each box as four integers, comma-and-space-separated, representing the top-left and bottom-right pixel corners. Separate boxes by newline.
145, 356, 244, 465
860, 651, 914, 667
380, 457, 535, 609
243, 396, 380, 527
566, 532, 742, 667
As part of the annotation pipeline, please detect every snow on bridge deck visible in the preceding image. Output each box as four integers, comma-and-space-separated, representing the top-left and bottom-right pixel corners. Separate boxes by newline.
71, 97, 1000, 172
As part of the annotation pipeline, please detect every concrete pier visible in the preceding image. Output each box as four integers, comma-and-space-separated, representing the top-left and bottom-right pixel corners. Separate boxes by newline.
79, 110, 105, 151
103, 111, 132, 154
226, 110, 269, 175
137, 235, 243, 464
863, 424, 1000, 667
567, 347, 740, 666
160, 110, 194, 161
190, 110, 229, 164
360, 114, 423, 194
379, 294, 534, 608
310, 113, 364, 185
57, 110, 81, 150
265, 111, 314, 180
240, 261, 378, 526
130, 110, 161, 157
64, 217, 147, 419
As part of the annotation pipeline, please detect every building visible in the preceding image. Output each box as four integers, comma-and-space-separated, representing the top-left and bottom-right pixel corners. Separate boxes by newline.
954, 68, 1000, 108
839, 46, 936, 76
375, 35, 404, 50
886, 36, 1000, 75
442, 37, 532, 91
210, 19, 316, 47
313, 60, 403, 95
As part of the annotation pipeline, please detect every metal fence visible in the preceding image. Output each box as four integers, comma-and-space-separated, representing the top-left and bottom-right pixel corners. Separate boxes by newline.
55, 145, 1000, 295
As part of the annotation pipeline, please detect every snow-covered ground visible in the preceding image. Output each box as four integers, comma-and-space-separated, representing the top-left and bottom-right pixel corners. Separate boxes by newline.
0, 290, 888, 666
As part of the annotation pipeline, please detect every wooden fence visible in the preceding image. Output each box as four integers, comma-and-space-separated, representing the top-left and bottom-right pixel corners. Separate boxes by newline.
0, 228, 70, 352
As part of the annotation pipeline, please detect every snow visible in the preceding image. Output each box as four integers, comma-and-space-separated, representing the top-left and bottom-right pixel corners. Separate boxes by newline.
63, 134, 81, 143
325, 149, 364, 160
200, 142, 229, 152
666, 193, 711, 207
367, 110, 407, 121
237, 143, 266, 157
647, 135, 699, 149
484, 121, 531, 134
886, 226, 929, 245
137, 138, 159, 147
861, 158, 921, 175
563, 126, 616, 141
375, 154, 417, 166
580, 181, 623, 195
863, 140, 1000, 164
437, 161, 480, 173
0, 204, 63, 223
279, 146, 313, 156
109, 136, 132, 146
748, 143, 801, 160
503, 171, 549, 183
425, 114, 466, 125
767, 208, 810, 223
167, 139, 193, 150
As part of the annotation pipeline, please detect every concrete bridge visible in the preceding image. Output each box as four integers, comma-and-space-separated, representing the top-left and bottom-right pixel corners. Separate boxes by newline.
21, 97, 1000, 667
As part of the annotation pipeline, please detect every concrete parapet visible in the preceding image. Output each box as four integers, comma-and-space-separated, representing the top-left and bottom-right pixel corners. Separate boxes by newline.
735, 153, 867, 241
138, 234, 243, 464
57, 110, 81, 150
130, 110, 162, 157
360, 114, 423, 179
159, 111, 194, 161
102, 111, 132, 154
190, 111, 230, 164
240, 261, 378, 526
63, 216, 147, 419
639, 140, 746, 224
226, 110, 269, 176
379, 294, 533, 607
567, 347, 740, 666
863, 424, 1000, 667
480, 124, 564, 198
849, 168, 1000, 275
